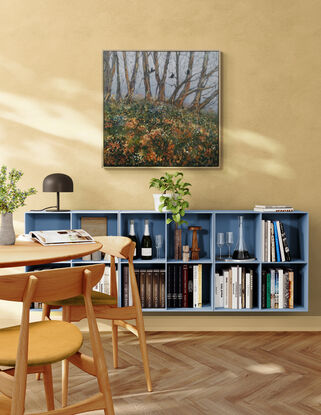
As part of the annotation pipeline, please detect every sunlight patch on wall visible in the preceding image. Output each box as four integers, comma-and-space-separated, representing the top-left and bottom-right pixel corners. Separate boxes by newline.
224, 129, 294, 179
48, 77, 101, 102
0, 91, 100, 143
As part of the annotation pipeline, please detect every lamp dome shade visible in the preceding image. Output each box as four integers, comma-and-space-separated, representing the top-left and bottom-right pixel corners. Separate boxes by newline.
43, 174, 73, 193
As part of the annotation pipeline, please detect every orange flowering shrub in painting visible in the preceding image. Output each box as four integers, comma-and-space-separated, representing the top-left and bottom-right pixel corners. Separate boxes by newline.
103, 99, 219, 167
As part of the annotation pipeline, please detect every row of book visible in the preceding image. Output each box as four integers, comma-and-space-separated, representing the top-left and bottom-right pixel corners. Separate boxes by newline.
167, 264, 203, 309
122, 266, 166, 308
215, 267, 255, 309
262, 268, 294, 309
262, 220, 291, 262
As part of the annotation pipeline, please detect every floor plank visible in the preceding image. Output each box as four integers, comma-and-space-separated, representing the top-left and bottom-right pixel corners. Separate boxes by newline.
24, 331, 321, 414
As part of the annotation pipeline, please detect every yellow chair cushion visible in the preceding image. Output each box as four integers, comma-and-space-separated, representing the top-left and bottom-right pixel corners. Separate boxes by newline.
0, 320, 83, 367
0, 393, 11, 415
46, 290, 117, 306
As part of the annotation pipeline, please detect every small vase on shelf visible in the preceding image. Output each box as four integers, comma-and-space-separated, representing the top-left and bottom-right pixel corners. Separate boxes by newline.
0, 213, 16, 245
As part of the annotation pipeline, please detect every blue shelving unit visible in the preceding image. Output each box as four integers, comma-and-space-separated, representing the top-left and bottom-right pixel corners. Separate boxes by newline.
25, 209, 309, 313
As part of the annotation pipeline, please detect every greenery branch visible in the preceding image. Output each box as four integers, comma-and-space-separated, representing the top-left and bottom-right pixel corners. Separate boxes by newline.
0, 166, 37, 214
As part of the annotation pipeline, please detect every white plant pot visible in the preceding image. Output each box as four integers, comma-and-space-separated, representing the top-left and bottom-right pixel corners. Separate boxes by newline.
153, 194, 171, 212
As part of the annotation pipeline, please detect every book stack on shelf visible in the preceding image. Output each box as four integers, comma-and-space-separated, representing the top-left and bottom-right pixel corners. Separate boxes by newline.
122, 266, 166, 308
215, 267, 255, 309
261, 219, 291, 262
262, 268, 294, 309
167, 264, 203, 309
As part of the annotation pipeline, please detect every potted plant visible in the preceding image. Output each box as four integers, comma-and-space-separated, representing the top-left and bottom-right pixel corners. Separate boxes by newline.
0, 166, 36, 245
149, 172, 191, 259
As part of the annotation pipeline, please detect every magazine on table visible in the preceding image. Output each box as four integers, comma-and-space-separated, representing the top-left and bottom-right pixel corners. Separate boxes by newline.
29, 229, 95, 246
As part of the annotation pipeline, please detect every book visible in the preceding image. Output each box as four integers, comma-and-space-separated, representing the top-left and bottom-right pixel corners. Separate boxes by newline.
278, 268, 284, 308
249, 269, 254, 309
273, 222, 281, 262
254, 205, 294, 212
145, 270, 153, 308
30, 229, 95, 246
188, 265, 193, 307
275, 270, 279, 308
270, 224, 276, 262
261, 220, 265, 262
279, 222, 291, 261
178, 265, 183, 308
267, 221, 271, 262
182, 265, 189, 308
193, 265, 199, 308
172, 265, 178, 308
288, 269, 294, 309
197, 264, 202, 308
223, 269, 229, 308
270, 269, 276, 308
160, 269, 166, 308
266, 272, 271, 308
284, 271, 289, 308
140, 269, 146, 308
241, 267, 246, 309
245, 272, 250, 308
153, 269, 160, 308
231, 267, 238, 309
262, 269, 267, 308
122, 265, 129, 306
228, 269, 233, 308
276, 222, 285, 262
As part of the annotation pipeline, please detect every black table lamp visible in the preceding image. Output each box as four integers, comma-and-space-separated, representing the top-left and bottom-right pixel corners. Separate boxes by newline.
43, 173, 73, 211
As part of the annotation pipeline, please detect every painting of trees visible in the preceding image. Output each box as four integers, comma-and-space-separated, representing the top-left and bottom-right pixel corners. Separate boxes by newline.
103, 51, 220, 167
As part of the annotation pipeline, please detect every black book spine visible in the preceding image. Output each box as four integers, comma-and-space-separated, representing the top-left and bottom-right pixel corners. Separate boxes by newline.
178, 265, 183, 308
279, 222, 291, 261
188, 265, 193, 307
153, 269, 160, 308
262, 269, 267, 308
140, 269, 146, 309
167, 265, 173, 308
122, 265, 129, 307
160, 269, 165, 308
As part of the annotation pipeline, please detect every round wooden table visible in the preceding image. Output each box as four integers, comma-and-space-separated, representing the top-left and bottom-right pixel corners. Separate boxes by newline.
0, 240, 102, 268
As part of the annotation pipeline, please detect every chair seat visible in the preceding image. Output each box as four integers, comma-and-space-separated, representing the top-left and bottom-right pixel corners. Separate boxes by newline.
46, 290, 117, 306
0, 393, 11, 415
0, 321, 83, 367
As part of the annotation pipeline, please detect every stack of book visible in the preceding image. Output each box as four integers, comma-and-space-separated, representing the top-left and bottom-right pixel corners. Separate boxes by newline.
254, 205, 294, 212
262, 268, 294, 309
215, 266, 255, 309
122, 266, 166, 308
261, 220, 291, 262
167, 264, 203, 309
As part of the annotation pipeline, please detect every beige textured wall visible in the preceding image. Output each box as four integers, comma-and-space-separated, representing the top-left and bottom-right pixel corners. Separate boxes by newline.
1, 0, 320, 330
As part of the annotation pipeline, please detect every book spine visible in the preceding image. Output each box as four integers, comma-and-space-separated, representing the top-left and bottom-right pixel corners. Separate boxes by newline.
188, 265, 193, 307
261, 220, 265, 261
231, 267, 238, 309
178, 265, 183, 308
245, 272, 250, 308
167, 265, 173, 308
193, 265, 199, 308
274, 222, 281, 262
270, 269, 275, 308
278, 268, 284, 308
264, 221, 268, 261
140, 269, 146, 308
275, 270, 279, 309
228, 269, 233, 309
267, 221, 271, 262
276, 221, 285, 262
198, 264, 202, 308
146, 270, 153, 308
182, 264, 188, 308
219, 274, 224, 308
135, 269, 140, 301
271, 225, 276, 262
123, 265, 129, 307
241, 267, 246, 309
215, 273, 220, 307
262, 269, 267, 308
160, 269, 165, 308
279, 222, 291, 261
223, 270, 229, 308
284, 271, 289, 308
153, 269, 160, 308
249, 269, 253, 309
238, 266, 242, 309
266, 272, 271, 308
288, 269, 294, 309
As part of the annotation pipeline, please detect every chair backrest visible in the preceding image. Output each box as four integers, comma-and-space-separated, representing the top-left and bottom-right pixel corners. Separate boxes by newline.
94, 236, 135, 260
0, 264, 105, 303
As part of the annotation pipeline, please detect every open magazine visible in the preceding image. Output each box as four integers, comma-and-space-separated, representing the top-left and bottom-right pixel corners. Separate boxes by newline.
30, 229, 95, 246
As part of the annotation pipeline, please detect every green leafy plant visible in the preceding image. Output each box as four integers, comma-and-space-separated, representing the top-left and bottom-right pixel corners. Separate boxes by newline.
149, 172, 191, 227
0, 166, 37, 214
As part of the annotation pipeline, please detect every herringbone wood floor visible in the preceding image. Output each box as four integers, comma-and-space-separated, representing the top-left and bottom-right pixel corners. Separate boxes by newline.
25, 332, 321, 414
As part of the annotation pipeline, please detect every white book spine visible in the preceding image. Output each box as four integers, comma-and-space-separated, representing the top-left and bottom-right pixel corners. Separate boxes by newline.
238, 266, 242, 309
198, 264, 202, 308
267, 221, 271, 262
231, 267, 238, 309
276, 221, 285, 262
215, 273, 220, 307
261, 220, 265, 261
278, 269, 284, 308
245, 272, 250, 309
193, 265, 198, 308
219, 275, 224, 308
223, 270, 229, 308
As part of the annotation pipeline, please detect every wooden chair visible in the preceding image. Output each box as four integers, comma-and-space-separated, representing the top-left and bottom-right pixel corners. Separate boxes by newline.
0, 264, 114, 415
42, 236, 152, 407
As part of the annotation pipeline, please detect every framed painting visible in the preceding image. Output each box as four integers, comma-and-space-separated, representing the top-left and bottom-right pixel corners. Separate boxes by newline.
103, 51, 221, 168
